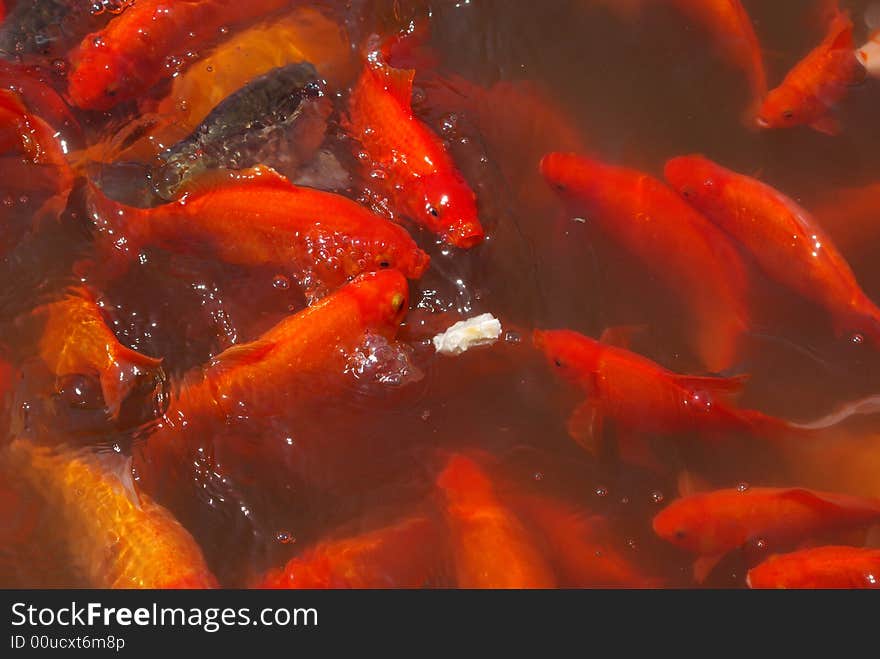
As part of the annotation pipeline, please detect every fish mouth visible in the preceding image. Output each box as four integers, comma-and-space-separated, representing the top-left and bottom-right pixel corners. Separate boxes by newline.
444, 220, 485, 249
754, 116, 770, 129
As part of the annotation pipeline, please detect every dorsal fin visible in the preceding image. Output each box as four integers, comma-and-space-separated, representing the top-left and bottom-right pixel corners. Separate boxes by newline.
674, 373, 750, 400
677, 470, 712, 498
824, 10, 854, 50
173, 165, 295, 198
779, 488, 880, 516
208, 340, 276, 373
598, 325, 644, 350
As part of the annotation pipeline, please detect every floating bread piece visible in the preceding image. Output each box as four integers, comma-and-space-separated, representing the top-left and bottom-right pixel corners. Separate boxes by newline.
432, 313, 502, 356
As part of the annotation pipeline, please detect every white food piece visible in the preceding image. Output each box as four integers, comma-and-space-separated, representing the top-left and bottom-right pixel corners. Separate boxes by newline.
432, 313, 502, 356
858, 33, 880, 79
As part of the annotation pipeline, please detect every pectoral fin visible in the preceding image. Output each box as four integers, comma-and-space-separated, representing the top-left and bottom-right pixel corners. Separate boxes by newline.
810, 114, 842, 136
567, 400, 603, 458
693, 553, 724, 584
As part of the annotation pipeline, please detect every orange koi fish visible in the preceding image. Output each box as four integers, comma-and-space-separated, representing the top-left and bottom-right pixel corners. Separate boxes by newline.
346, 40, 484, 248
756, 9, 865, 135
540, 152, 750, 372
435, 455, 557, 588
665, 0, 766, 121
23, 288, 162, 419
7, 439, 217, 588
665, 155, 880, 347
533, 329, 793, 471
86, 167, 429, 298
254, 515, 444, 588
653, 487, 880, 582
67, 0, 290, 110
747, 545, 880, 589
137, 270, 410, 484
510, 492, 662, 588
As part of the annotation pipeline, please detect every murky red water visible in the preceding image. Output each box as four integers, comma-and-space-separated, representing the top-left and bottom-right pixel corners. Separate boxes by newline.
2, 0, 880, 588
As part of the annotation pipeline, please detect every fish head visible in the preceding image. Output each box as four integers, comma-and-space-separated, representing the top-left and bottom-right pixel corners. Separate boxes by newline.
346, 269, 410, 336
360, 230, 430, 281
539, 151, 603, 204
532, 329, 602, 388
68, 40, 137, 111
652, 499, 708, 554
663, 155, 722, 207
410, 171, 483, 249
755, 87, 803, 130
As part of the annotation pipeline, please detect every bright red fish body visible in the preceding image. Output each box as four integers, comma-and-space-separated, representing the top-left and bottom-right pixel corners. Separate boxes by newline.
665, 155, 880, 347
534, 329, 792, 470
254, 515, 444, 589
67, 0, 290, 110
747, 546, 880, 589
755, 9, 864, 134
436, 455, 556, 588
540, 152, 750, 372
87, 168, 429, 298
346, 44, 484, 248
654, 487, 880, 582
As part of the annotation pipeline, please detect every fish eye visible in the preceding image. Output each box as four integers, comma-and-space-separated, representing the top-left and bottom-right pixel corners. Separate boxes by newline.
782, 109, 794, 120
428, 206, 439, 217
378, 258, 391, 268
554, 358, 564, 368
554, 183, 567, 192
674, 530, 687, 540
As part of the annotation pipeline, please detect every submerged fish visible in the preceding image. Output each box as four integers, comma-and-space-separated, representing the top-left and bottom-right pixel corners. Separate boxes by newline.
534, 329, 795, 471
540, 152, 751, 372
19, 288, 162, 419
665, 155, 880, 347
67, 0, 291, 110
346, 38, 484, 248
87, 166, 429, 298
6, 439, 218, 588
253, 514, 445, 588
653, 486, 880, 582
747, 546, 880, 589
756, 9, 864, 135
0, 0, 109, 58
435, 454, 557, 588
153, 63, 331, 200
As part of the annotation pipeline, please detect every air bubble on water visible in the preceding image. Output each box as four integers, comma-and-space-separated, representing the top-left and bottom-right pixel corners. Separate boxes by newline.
51, 59, 68, 75
754, 537, 767, 550
206, 65, 214, 73
504, 331, 521, 344
626, 538, 638, 551
650, 490, 665, 504
851, 333, 864, 345
345, 333, 424, 386
420, 409, 431, 421
595, 486, 608, 497
533, 471, 544, 482
275, 530, 296, 545
621, 496, 630, 505
272, 274, 290, 290
736, 482, 750, 492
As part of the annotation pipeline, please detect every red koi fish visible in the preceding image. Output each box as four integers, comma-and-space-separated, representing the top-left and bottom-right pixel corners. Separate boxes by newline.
86, 167, 429, 298
653, 487, 880, 583
253, 515, 445, 589
664, 155, 880, 347
0, 62, 80, 142
533, 328, 794, 471
7, 440, 218, 588
756, 9, 865, 135
0, 90, 74, 252
510, 492, 663, 588
747, 546, 880, 589
665, 0, 766, 121
67, 0, 290, 110
138, 270, 410, 483
346, 40, 484, 248
25, 288, 163, 419
540, 152, 750, 372
436, 455, 557, 588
